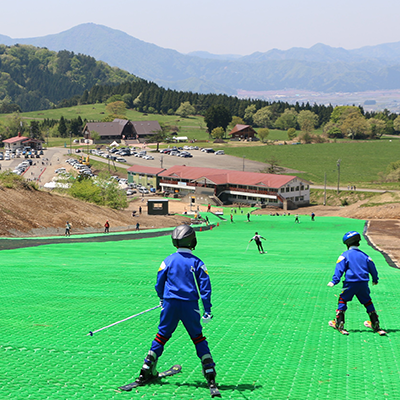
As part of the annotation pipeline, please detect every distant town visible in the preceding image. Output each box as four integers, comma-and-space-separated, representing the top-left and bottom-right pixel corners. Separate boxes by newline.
238, 89, 400, 113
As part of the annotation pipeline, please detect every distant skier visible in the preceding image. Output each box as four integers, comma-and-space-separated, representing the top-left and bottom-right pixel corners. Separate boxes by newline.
65, 221, 71, 237
294, 214, 300, 223
247, 212, 251, 222
327, 231, 385, 335
104, 220, 110, 233
249, 232, 266, 254
311, 212, 315, 221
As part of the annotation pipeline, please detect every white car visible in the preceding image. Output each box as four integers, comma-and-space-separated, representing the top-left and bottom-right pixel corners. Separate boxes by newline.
215, 150, 225, 155
116, 157, 127, 163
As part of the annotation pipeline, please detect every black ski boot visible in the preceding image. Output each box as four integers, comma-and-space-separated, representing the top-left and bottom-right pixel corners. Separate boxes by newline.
135, 351, 158, 386
368, 311, 381, 332
201, 354, 221, 397
335, 310, 346, 332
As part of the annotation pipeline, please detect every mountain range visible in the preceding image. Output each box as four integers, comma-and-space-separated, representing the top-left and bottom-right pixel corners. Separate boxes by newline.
2, 23, 400, 95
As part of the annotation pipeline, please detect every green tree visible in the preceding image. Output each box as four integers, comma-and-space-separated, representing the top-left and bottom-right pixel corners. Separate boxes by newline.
340, 112, 370, 139
243, 104, 256, 124
257, 128, 269, 143
330, 106, 361, 123
152, 123, 170, 151
385, 160, 400, 181
368, 118, 386, 139
323, 121, 343, 138
105, 94, 123, 104
90, 130, 100, 143
287, 128, 297, 140
122, 93, 134, 109
29, 121, 42, 139
5, 112, 25, 138
393, 115, 400, 133
274, 108, 298, 130
229, 116, 245, 129
204, 105, 232, 133
211, 127, 225, 139
297, 110, 318, 134
176, 101, 196, 118
105, 101, 126, 116
58, 116, 67, 138
253, 106, 272, 128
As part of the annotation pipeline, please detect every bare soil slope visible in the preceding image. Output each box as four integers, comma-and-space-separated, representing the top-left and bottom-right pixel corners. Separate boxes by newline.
0, 186, 190, 237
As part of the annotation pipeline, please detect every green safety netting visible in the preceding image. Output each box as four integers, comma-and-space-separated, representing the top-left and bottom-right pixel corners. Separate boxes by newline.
0, 212, 398, 399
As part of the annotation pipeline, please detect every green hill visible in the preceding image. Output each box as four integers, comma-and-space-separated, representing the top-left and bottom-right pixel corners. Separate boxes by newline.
0, 44, 140, 111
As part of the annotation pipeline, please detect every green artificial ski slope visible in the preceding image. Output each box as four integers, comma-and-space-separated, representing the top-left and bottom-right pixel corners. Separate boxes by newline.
0, 212, 399, 399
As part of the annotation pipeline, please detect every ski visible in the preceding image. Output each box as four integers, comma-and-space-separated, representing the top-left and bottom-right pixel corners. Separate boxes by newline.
364, 321, 387, 336
209, 383, 222, 398
328, 320, 349, 335
118, 364, 182, 391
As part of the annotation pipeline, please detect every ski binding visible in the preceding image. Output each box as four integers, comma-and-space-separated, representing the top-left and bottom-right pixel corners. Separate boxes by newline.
118, 364, 182, 391
364, 321, 387, 336
328, 320, 349, 335
209, 383, 222, 397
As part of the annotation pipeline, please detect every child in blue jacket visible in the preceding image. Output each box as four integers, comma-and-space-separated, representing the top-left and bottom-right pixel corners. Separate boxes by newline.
134, 224, 217, 389
327, 231, 383, 334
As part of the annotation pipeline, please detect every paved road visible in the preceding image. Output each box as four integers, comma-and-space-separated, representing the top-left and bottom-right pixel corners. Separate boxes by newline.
311, 185, 400, 193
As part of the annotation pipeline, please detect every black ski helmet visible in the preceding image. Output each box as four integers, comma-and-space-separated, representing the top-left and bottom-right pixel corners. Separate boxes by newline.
172, 224, 197, 249
342, 231, 361, 246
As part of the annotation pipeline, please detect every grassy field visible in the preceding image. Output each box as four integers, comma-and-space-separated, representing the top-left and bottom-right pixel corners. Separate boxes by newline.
220, 140, 400, 187
0, 213, 398, 399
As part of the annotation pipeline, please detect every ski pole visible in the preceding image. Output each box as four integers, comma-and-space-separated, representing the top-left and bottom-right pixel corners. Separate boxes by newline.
87, 305, 161, 336
245, 242, 250, 252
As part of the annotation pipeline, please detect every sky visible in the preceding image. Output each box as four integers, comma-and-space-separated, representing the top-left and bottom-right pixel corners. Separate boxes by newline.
2, 0, 400, 56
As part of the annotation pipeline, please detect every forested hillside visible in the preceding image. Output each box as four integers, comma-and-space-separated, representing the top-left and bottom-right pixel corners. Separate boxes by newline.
0, 44, 139, 111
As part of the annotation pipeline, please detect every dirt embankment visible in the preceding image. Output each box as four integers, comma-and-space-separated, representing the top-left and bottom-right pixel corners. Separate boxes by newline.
0, 185, 190, 237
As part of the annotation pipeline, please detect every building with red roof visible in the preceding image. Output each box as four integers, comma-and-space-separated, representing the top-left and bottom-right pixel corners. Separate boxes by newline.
127, 164, 310, 209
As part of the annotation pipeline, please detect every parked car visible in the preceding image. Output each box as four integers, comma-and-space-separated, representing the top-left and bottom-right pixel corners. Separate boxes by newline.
215, 150, 225, 155
116, 157, 127, 163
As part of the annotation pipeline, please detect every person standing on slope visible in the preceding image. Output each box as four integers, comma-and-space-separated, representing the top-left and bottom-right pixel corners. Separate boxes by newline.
327, 231, 384, 335
134, 225, 218, 392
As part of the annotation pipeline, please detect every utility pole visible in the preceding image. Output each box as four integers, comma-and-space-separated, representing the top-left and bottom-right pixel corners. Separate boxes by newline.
337, 159, 341, 194
242, 155, 245, 171
324, 172, 327, 206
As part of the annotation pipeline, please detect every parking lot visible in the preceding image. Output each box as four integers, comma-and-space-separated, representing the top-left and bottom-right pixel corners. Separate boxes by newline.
0, 144, 292, 189
89, 145, 271, 173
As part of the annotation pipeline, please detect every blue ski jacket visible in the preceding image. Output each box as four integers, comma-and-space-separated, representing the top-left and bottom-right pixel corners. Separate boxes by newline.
331, 246, 378, 285
155, 248, 212, 313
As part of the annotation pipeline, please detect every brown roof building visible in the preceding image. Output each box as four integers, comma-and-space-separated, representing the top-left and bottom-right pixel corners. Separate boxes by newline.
229, 124, 257, 140
83, 119, 161, 143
